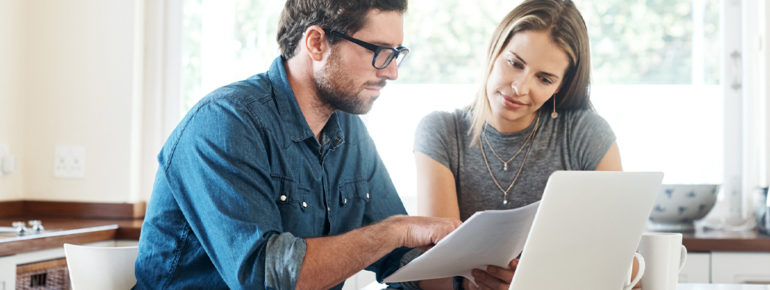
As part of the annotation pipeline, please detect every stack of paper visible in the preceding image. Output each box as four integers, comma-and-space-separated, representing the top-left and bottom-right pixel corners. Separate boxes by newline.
384, 201, 540, 283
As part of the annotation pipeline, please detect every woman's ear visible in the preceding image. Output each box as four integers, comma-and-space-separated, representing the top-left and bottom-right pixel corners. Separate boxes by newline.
303, 25, 328, 61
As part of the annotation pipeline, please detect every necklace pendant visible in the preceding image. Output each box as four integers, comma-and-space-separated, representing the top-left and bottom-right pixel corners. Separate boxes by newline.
502, 199, 508, 205
503, 163, 509, 171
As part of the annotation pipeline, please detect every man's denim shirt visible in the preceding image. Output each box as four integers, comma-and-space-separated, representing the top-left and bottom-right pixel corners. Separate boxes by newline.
134, 57, 413, 289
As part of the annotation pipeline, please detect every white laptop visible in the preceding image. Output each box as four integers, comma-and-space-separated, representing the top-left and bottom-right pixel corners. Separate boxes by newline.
508, 171, 663, 290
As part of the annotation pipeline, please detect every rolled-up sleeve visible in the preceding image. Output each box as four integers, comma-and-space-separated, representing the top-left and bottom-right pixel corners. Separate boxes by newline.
265, 232, 306, 289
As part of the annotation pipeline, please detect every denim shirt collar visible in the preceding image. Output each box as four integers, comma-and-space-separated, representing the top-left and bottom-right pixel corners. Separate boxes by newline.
267, 56, 344, 147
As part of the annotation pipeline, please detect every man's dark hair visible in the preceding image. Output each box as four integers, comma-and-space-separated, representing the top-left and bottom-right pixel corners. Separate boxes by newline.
277, 0, 407, 59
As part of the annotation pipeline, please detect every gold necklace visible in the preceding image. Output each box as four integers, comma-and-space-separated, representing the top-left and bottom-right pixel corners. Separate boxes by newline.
483, 121, 534, 171
480, 114, 541, 205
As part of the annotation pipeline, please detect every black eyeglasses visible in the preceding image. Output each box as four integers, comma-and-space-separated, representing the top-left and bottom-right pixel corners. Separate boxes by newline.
327, 30, 410, 70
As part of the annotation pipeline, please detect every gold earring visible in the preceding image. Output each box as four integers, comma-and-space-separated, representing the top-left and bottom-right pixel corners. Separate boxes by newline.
551, 95, 559, 119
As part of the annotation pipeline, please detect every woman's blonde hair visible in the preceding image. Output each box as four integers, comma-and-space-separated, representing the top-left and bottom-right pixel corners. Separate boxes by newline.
468, 0, 592, 145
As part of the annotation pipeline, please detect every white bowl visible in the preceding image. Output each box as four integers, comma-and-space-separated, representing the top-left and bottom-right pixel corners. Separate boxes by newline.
647, 184, 720, 231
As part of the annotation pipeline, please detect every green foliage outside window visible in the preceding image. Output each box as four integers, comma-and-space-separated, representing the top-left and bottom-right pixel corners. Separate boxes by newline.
182, 0, 721, 111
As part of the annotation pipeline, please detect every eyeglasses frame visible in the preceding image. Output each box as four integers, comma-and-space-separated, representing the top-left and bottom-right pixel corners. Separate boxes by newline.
326, 29, 409, 70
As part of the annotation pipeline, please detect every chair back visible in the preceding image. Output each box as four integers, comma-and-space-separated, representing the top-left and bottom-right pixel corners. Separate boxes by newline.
64, 243, 138, 290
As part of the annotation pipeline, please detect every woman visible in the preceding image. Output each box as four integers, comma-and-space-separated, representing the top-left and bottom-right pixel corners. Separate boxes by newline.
414, 0, 622, 288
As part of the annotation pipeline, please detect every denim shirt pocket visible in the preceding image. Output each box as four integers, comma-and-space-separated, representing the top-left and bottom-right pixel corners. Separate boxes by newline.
338, 179, 371, 222
273, 175, 320, 236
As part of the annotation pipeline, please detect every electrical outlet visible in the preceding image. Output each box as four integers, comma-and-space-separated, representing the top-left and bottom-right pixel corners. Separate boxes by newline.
2, 155, 16, 174
54, 144, 85, 178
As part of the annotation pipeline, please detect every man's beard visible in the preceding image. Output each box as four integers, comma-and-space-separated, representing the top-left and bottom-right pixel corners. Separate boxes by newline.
314, 52, 385, 115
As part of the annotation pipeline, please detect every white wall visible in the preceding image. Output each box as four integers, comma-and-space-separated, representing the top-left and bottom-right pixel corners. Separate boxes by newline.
0, 0, 147, 203
0, 0, 25, 201
24, 0, 138, 202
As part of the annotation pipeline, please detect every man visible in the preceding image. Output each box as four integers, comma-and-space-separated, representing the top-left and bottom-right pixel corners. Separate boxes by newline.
134, 1, 460, 289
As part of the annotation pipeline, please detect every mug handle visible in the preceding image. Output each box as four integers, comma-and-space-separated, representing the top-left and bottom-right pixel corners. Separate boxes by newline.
624, 252, 645, 290
678, 244, 688, 272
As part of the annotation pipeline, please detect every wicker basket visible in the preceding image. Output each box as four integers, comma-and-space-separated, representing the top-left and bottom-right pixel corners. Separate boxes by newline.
16, 258, 70, 290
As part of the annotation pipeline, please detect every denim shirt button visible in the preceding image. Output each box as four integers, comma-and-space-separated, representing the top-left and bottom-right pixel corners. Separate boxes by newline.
327, 207, 331, 212
301, 201, 308, 208
280, 194, 287, 202
365, 193, 370, 199
343, 198, 348, 205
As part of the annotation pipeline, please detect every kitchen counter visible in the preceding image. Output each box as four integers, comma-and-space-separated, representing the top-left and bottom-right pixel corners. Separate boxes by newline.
0, 200, 145, 256
681, 228, 770, 252
0, 217, 144, 239
0, 217, 143, 256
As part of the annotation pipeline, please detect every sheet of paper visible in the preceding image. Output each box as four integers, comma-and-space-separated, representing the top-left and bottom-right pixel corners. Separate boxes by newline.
383, 201, 540, 283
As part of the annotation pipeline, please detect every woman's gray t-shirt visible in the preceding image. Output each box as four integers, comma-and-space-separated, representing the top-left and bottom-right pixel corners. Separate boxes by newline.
414, 108, 616, 221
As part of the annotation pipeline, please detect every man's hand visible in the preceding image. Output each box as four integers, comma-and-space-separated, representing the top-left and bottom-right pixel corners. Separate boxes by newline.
299, 215, 459, 289
387, 215, 460, 250
468, 258, 519, 290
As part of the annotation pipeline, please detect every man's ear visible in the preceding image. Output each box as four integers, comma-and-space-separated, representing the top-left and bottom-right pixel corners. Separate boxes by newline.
303, 25, 328, 61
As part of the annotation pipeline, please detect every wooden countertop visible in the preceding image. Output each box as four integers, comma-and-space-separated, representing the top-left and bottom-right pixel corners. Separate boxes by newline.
0, 200, 145, 256
681, 228, 770, 252
0, 217, 143, 256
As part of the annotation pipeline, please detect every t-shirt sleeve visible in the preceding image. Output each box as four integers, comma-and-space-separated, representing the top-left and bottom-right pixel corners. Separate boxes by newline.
413, 111, 457, 170
567, 110, 617, 170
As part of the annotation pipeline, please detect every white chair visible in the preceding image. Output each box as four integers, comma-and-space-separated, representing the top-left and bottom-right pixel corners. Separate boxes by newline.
64, 243, 139, 290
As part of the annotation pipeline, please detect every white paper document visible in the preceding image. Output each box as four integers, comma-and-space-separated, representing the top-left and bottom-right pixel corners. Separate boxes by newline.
383, 201, 540, 283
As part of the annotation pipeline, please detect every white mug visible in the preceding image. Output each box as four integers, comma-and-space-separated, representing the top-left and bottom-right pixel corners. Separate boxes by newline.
623, 252, 646, 290
637, 232, 687, 290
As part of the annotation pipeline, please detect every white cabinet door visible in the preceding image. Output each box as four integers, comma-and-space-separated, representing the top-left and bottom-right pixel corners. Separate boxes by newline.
679, 252, 710, 283
711, 252, 770, 284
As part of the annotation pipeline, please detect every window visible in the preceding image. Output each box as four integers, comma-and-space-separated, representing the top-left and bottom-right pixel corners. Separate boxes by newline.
180, 0, 284, 113
178, 0, 726, 214
579, 0, 722, 185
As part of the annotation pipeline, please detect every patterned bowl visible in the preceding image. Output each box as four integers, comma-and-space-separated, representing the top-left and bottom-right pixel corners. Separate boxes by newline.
647, 184, 720, 231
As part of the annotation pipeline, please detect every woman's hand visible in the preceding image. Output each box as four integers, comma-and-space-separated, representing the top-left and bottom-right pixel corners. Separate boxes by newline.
468, 258, 519, 290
